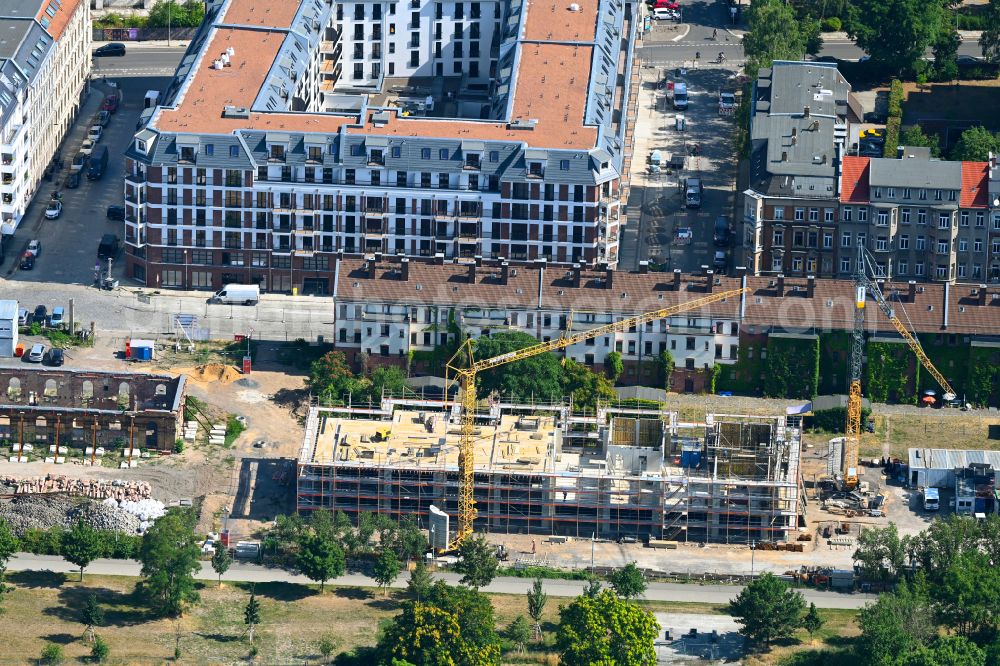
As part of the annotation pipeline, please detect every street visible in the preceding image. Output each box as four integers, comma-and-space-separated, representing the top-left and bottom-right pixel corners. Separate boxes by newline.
7, 553, 877, 609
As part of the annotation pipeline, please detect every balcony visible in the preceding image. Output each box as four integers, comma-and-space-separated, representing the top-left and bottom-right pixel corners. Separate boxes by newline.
125, 173, 146, 184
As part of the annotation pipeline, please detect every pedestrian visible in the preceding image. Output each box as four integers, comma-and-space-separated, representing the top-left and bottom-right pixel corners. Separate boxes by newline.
712, 28, 718, 40
695, 51, 700, 61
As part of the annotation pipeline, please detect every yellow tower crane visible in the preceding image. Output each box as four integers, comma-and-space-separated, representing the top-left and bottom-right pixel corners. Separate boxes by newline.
842, 248, 956, 488
444, 286, 750, 550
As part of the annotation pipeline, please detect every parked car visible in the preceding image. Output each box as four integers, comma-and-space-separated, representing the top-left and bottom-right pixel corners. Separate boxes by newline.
26, 239, 41, 256
33, 305, 47, 323
102, 95, 119, 114
713, 216, 731, 247
50, 306, 65, 328
79, 138, 95, 157
44, 200, 62, 219
18, 252, 34, 270
106, 204, 126, 221
713, 250, 728, 271
66, 171, 81, 188
27, 343, 45, 363
17, 308, 30, 326
98, 233, 119, 260
94, 43, 126, 57
98, 110, 111, 126
71, 152, 88, 172
88, 125, 103, 142
43, 348, 64, 366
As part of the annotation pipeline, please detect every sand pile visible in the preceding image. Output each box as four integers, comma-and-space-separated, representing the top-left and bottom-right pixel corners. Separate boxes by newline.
190, 363, 242, 384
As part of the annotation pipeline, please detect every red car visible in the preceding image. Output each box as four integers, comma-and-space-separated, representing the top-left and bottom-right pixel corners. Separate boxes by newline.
102, 95, 119, 114
650, 0, 679, 8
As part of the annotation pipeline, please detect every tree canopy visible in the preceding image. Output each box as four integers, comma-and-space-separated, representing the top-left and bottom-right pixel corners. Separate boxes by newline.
138, 508, 202, 617
297, 532, 346, 591
742, 0, 817, 71
950, 126, 1000, 162
454, 535, 499, 590
373, 546, 402, 595
728, 573, 806, 648
847, 0, 947, 72
62, 520, 103, 581
474, 332, 565, 401
555, 589, 658, 666
608, 562, 647, 600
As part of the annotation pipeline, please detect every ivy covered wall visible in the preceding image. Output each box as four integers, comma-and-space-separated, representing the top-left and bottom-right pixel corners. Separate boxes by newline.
763, 336, 820, 400
865, 342, 917, 405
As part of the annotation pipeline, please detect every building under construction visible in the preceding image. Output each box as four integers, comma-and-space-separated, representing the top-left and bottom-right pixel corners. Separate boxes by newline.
296, 399, 805, 544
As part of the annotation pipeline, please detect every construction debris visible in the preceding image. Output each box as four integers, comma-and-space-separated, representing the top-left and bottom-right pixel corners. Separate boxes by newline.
0, 475, 152, 501
190, 363, 242, 384
0, 495, 141, 535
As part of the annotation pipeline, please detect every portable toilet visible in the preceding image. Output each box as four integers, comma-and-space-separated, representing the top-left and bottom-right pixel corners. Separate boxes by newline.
128, 338, 155, 361
0, 300, 16, 358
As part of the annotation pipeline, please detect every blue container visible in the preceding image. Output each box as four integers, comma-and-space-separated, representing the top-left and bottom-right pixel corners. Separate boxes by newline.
975, 497, 987, 513
680, 447, 702, 469
134, 346, 152, 361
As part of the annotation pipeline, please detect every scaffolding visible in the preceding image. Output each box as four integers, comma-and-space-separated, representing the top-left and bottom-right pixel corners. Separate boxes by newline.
295, 402, 803, 545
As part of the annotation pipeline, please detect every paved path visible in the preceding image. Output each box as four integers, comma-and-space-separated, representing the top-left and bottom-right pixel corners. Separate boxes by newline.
8, 554, 876, 609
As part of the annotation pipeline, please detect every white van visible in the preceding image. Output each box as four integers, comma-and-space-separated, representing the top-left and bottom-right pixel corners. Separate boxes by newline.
212, 284, 260, 305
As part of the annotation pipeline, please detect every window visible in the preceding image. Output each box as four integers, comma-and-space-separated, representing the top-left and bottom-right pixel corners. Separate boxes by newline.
391, 146, 401, 158
918, 209, 926, 225
439, 148, 449, 160
919, 189, 927, 200
903, 188, 910, 199
771, 256, 783, 271
841, 231, 851, 247
874, 187, 882, 198
976, 211, 985, 227
825, 208, 834, 222
949, 190, 957, 202
794, 208, 804, 221
887, 188, 895, 198
898, 260, 908, 275
489, 150, 499, 162
916, 235, 925, 250
858, 207, 868, 222
773, 206, 784, 220
961, 211, 969, 227
421, 148, 431, 159
899, 234, 909, 250
877, 210, 889, 226
936, 265, 948, 278
823, 232, 832, 248
876, 236, 888, 251
915, 262, 925, 276
959, 238, 968, 252
792, 257, 803, 271
901, 208, 910, 224
938, 213, 950, 229
842, 207, 852, 221
993, 239, 1000, 254
229, 145, 239, 158
808, 208, 819, 221
937, 240, 949, 254
560, 159, 570, 171
935, 189, 943, 201
975, 238, 983, 252
841, 257, 851, 272
958, 264, 967, 278
772, 229, 784, 246
973, 264, 982, 278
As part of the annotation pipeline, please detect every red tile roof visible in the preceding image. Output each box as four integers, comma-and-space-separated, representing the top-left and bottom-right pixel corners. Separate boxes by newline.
960, 161, 989, 208
840, 156, 869, 203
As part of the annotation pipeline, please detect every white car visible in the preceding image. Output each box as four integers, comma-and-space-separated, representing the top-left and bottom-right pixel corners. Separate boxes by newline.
675, 227, 693, 242
80, 138, 95, 156
88, 125, 103, 142
44, 200, 62, 219
26, 239, 41, 256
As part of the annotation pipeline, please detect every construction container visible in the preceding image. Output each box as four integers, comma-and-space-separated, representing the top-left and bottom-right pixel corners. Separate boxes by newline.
127, 338, 155, 361
680, 443, 702, 468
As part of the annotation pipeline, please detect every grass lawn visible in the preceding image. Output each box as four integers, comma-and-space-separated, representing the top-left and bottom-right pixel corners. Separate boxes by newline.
1, 570, 860, 665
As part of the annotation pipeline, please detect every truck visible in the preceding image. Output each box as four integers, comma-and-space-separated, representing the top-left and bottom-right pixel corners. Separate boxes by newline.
212, 283, 260, 306
923, 487, 940, 511
87, 146, 108, 180
97, 233, 119, 261
684, 177, 702, 208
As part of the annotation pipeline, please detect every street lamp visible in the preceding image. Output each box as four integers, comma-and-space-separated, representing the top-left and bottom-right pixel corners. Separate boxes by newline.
750, 540, 757, 578
183, 249, 188, 289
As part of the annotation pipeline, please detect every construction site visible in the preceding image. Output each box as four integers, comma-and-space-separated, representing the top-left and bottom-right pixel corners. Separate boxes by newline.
296, 399, 805, 545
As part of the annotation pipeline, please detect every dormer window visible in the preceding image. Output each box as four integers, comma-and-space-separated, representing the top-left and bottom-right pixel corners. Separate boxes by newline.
307, 146, 322, 162
528, 162, 543, 178
265, 132, 289, 162
369, 148, 384, 166
465, 153, 481, 169
135, 139, 147, 154
269, 144, 285, 161
179, 146, 195, 162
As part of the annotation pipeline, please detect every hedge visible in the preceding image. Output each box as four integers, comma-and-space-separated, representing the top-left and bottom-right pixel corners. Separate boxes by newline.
807, 406, 872, 433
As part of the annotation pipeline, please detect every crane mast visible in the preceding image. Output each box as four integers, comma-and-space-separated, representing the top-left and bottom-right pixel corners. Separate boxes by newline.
445, 286, 750, 550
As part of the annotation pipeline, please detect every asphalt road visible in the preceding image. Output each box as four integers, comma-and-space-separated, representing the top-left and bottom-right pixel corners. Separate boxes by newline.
8, 553, 877, 609
90, 42, 188, 78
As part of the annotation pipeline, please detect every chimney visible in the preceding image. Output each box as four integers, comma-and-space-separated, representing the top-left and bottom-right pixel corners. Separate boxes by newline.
500, 261, 510, 285
943, 281, 950, 330
366, 259, 376, 279
638, 260, 649, 274
572, 262, 582, 287
897, 145, 905, 159
807, 274, 815, 298
791, 135, 797, 146
791, 127, 797, 138
781, 151, 788, 162
374, 252, 383, 263
605, 267, 614, 290
468, 262, 477, 283
803, 105, 811, 117
474, 255, 483, 267
705, 270, 714, 293
401, 257, 410, 281
908, 280, 917, 303
776, 273, 785, 297
434, 252, 444, 266
980, 284, 988, 306
673, 268, 682, 290
736, 265, 747, 278
701, 264, 710, 276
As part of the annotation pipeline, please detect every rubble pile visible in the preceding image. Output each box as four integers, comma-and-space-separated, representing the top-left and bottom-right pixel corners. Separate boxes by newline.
0, 475, 152, 501
0, 494, 142, 535
109, 498, 166, 523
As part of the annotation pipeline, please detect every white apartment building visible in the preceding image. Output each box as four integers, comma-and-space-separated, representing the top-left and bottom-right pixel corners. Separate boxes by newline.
0, 0, 90, 234
335, 0, 499, 89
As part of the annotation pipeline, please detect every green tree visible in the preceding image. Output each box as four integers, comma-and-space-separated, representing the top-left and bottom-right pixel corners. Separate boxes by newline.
308, 351, 363, 404
563, 359, 616, 413
363, 366, 409, 403
656, 350, 675, 391
297, 533, 346, 592
373, 546, 402, 595
934, 549, 1000, 636
853, 523, 908, 583
39, 643, 64, 665
392, 517, 428, 562
506, 615, 531, 654
608, 562, 647, 600
728, 572, 806, 649
932, 16, 960, 81
0, 518, 17, 607
454, 535, 499, 589
211, 545, 232, 587
62, 520, 102, 581
91, 635, 110, 663
583, 576, 602, 598
951, 126, 1000, 162
857, 577, 936, 666
801, 603, 824, 637
406, 559, 434, 602
742, 0, 811, 71
980, 0, 1000, 63
909, 635, 986, 666
474, 332, 564, 401
604, 351, 623, 383
138, 508, 202, 617
244, 593, 261, 646
81, 594, 105, 644
847, 0, 946, 72
555, 589, 658, 666
146, 0, 206, 28
317, 634, 339, 663
526, 578, 548, 640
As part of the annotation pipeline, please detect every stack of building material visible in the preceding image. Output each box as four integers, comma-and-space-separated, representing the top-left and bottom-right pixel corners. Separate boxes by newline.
209, 423, 226, 446
183, 420, 198, 442
0, 475, 152, 501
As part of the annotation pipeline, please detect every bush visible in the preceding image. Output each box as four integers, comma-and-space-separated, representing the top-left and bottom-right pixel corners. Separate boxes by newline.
820, 16, 842, 32
174, 438, 185, 453
40, 643, 64, 665
956, 13, 984, 30
887, 79, 904, 118
91, 635, 110, 663
807, 407, 873, 433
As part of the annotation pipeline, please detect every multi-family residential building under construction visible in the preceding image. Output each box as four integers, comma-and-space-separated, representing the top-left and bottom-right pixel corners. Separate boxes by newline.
296, 399, 804, 545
